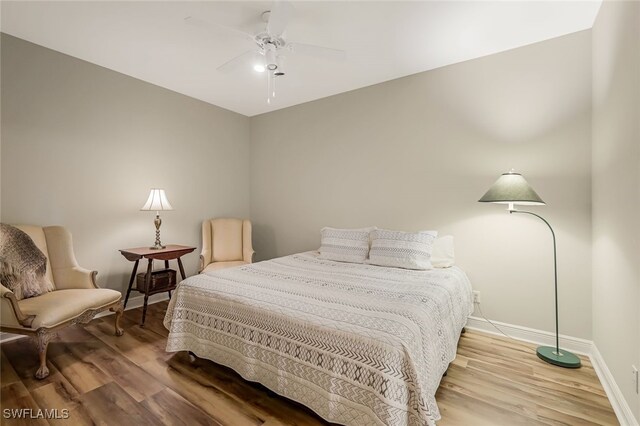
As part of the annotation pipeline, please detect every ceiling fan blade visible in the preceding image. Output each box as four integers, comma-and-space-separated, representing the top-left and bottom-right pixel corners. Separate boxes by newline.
266, 1, 294, 37
217, 50, 259, 73
184, 16, 255, 44
286, 42, 346, 61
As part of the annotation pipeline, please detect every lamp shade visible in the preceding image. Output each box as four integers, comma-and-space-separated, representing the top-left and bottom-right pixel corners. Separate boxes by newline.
478, 171, 545, 206
140, 189, 173, 211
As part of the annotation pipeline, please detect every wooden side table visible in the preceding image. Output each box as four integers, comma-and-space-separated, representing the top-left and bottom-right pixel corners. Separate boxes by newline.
119, 245, 196, 326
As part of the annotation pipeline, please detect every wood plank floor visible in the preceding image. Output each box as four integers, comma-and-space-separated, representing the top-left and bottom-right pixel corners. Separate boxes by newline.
1, 302, 618, 425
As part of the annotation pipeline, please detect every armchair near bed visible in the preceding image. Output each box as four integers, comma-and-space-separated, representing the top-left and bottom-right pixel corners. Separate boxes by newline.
0, 225, 124, 379
199, 218, 254, 273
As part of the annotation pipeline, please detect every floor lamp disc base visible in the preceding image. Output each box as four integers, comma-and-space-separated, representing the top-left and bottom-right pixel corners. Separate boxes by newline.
536, 346, 581, 369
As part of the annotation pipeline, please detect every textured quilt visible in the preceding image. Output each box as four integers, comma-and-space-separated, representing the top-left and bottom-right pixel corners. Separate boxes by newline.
164, 252, 473, 425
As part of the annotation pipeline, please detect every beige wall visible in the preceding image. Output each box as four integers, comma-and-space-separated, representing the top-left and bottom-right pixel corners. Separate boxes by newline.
0, 34, 251, 291
251, 31, 593, 339
592, 0, 640, 421
1, 30, 597, 343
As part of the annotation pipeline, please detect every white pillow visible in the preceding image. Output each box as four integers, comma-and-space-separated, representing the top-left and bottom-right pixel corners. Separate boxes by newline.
431, 235, 455, 268
369, 229, 438, 270
318, 227, 373, 264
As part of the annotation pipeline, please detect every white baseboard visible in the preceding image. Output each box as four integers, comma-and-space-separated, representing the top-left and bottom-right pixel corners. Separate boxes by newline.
591, 344, 639, 426
466, 315, 637, 426
0, 293, 170, 343
465, 315, 593, 355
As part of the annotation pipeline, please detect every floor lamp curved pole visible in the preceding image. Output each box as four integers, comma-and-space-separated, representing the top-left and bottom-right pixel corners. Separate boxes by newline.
479, 170, 581, 369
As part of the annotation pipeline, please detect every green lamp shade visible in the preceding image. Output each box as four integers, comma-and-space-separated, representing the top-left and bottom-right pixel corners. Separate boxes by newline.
478, 171, 545, 206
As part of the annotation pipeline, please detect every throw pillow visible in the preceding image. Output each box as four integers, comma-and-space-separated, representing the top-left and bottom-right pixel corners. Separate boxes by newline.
431, 236, 455, 268
318, 227, 373, 264
369, 229, 438, 270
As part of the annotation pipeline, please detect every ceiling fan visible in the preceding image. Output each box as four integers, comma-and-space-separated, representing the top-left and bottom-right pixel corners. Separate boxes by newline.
185, 0, 346, 104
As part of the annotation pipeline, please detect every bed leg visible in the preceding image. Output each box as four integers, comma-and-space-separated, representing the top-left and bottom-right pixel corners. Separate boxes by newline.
461, 327, 466, 334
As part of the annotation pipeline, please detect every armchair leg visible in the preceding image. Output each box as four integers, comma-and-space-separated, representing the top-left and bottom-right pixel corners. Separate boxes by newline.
35, 329, 54, 380
111, 301, 124, 336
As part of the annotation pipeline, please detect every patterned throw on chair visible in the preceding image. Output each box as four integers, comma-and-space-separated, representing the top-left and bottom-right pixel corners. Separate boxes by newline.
0, 223, 54, 300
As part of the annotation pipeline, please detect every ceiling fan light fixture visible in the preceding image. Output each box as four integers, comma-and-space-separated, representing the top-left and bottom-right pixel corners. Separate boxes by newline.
253, 64, 266, 73
265, 42, 278, 70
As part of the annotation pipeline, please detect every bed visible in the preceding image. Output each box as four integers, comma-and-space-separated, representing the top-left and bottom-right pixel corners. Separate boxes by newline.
164, 251, 473, 426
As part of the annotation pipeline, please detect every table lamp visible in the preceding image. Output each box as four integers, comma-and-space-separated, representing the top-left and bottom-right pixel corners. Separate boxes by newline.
140, 188, 173, 250
478, 170, 581, 368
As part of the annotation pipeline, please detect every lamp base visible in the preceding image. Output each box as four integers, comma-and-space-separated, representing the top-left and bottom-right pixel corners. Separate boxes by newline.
536, 346, 581, 368
149, 244, 166, 250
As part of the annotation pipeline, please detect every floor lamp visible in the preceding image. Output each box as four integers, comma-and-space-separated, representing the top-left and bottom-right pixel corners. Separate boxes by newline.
478, 170, 581, 369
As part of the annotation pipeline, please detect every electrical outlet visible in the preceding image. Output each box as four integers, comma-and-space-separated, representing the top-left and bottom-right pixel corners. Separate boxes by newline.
633, 365, 638, 394
473, 291, 481, 304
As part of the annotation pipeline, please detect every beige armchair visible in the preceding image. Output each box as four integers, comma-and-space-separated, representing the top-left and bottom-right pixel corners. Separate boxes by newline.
199, 218, 254, 273
0, 225, 123, 379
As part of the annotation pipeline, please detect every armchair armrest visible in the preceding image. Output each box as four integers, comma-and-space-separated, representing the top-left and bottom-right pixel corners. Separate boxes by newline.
51, 267, 99, 290
1, 284, 35, 328
198, 253, 209, 274
242, 247, 255, 264
200, 220, 212, 273
242, 220, 254, 264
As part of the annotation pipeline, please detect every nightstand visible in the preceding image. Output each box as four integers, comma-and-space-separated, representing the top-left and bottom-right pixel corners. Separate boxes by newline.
119, 244, 196, 325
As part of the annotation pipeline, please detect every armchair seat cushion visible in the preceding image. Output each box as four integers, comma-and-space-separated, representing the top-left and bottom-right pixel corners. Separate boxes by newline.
19, 289, 121, 329
202, 261, 248, 274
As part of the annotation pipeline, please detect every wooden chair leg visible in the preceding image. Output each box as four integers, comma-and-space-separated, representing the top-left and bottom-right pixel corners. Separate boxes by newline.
34, 329, 54, 379
110, 301, 124, 336
141, 294, 150, 327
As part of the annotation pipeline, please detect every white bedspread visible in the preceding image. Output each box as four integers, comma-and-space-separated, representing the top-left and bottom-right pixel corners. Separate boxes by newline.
164, 252, 473, 425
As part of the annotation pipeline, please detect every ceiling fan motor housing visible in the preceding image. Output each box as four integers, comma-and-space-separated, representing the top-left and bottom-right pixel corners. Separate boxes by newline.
255, 33, 286, 49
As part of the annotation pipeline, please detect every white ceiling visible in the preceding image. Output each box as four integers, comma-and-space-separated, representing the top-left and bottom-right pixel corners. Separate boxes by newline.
1, 1, 601, 117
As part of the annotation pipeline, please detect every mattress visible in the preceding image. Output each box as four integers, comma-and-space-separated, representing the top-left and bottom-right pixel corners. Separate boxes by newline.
164, 251, 473, 425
